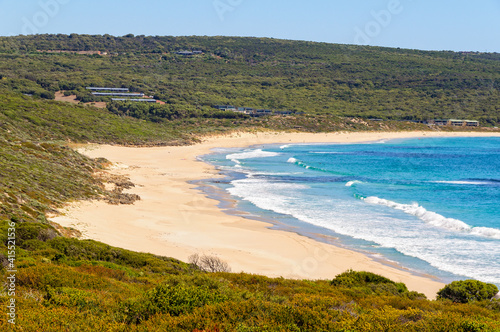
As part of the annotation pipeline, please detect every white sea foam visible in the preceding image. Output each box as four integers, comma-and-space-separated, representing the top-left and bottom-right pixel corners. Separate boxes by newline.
363, 196, 471, 231
433, 180, 492, 185
226, 149, 281, 161
249, 171, 303, 176
287, 157, 298, 163
362, 196, 500, 240
224, 175, 500, 284
280, 144, 290, 150
345, 180, 363, 187
227, 178, 309, 217
470, 227, 500, 240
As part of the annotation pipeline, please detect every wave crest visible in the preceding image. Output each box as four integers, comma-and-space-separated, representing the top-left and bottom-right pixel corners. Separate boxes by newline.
362, 196, 500, 239
470, 227, 500, 240
226, 149, 281, 161
433, 180, 496, 185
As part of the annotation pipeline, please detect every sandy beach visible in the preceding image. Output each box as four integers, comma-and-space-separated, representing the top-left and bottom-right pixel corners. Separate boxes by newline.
50, 131, 500, 299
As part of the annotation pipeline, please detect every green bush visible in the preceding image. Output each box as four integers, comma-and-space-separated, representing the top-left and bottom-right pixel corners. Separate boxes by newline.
437, 280, 499, 303
332, 270, 398, 287
44, 287, 100, 311
8, 222, 56, 248
150, 284, 230, 316
123, 283, 231, 324
40, 91, 55, 99
330, 270, 425, 299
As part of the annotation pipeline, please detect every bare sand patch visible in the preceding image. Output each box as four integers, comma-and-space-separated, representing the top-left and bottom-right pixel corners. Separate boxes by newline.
54, 91, 107, 108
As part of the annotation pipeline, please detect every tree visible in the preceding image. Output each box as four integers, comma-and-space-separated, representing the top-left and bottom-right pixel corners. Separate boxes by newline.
437, 280, 499, 303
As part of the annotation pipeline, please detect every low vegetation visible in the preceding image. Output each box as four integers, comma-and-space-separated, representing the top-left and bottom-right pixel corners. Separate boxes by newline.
1, 233, 499, 331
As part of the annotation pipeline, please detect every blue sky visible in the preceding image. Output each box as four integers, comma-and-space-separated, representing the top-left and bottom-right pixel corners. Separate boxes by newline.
0, 0, 499, 52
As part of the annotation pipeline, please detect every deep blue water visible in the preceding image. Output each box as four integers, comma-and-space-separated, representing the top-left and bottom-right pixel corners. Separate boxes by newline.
201, 137, 500, 285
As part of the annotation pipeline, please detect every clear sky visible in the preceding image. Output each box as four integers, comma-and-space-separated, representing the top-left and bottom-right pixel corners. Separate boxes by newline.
0, 0, 499, 52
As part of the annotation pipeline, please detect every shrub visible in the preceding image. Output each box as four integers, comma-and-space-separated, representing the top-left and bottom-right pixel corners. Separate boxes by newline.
10, 222, 57, 248
189, 253, 231, 273
151, 284, 229, 315
20, 239, 50, 251
330, 270, 422, 299
331, 270, 398, 287
437, 280, 499, 303
43, 287, 103, 315
39, 91, 55, 99
123, 283, 230, 324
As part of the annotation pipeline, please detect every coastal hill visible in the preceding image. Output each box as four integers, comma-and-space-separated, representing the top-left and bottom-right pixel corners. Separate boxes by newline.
0, 35, 499, 330
1, 34, 500, 125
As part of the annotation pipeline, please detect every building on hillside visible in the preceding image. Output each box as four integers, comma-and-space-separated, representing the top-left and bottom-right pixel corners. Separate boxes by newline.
111, 98, 157, 103
175, 51, 195, 56
236, 107, 255, 114
251, 109, 273, 117
175, 50, 203, 56
449, 119, 479, 127
214, 105, 237, 111
92, 92, 145, 97
274, 110, 294, 116
465, 120, 479, 127
429, 119, 479, 127
86, 87, 129, 92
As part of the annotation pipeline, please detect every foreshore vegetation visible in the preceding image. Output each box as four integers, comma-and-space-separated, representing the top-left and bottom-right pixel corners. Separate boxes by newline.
1, 34, 500, 331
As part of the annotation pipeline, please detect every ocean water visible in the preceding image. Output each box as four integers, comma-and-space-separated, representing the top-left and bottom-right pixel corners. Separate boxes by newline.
200, 137, 500, 286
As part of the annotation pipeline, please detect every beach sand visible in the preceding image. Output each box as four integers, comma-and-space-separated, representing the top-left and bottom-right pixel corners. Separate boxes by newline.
50, 131, 500, 299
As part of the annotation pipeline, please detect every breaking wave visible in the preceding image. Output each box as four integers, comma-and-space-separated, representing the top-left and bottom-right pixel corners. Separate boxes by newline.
362, 196, 500, 239
433, 180, 497, 185
226, 149, 281, 160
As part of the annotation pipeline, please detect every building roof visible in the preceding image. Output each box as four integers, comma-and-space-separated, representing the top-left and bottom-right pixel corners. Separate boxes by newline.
111, 98, 157, 102
86, 87, 129, 91
92, 92, 144, 96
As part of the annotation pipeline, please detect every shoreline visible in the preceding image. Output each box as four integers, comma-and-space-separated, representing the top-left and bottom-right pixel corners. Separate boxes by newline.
192, 177, 447, 283
50, 131, 500, 299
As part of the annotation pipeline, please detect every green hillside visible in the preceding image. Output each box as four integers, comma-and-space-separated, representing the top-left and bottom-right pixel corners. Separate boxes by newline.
0, 34, 499, 125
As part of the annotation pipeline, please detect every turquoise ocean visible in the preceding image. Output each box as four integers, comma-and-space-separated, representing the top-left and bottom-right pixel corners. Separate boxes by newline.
200, 137, 500, 286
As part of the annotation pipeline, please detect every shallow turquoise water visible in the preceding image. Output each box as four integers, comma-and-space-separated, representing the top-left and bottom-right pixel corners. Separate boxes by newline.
202, 137, 500, 285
